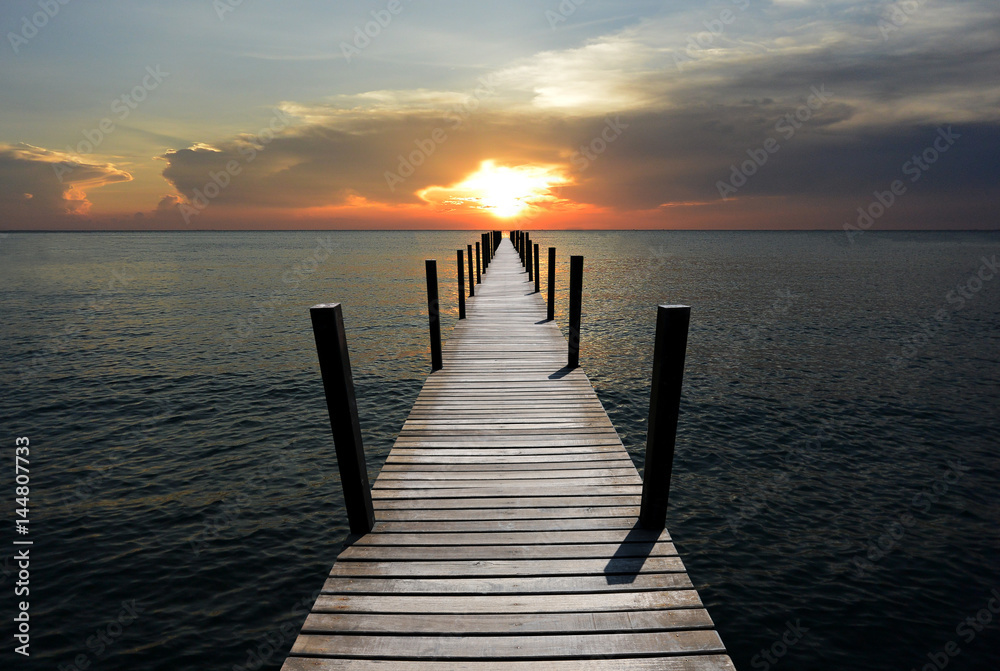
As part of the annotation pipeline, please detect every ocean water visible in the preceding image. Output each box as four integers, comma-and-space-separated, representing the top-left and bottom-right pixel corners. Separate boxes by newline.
0, 230, 997, 671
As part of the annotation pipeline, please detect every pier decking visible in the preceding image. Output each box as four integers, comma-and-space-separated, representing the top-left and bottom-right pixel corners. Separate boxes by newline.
281, 239, 734, 670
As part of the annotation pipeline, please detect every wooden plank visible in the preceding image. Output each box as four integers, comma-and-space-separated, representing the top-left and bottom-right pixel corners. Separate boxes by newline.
351, 529, 669, 546
321, 572, 693, 594
337, 542, 678, 561
301, 608, 712, 634
374, 505, 640, 520
328, 557, 685, 577
290, 630, 725, 659
372, 495, 642, 509
284, 657, 737, 671
372, 476, 642, 489
371, 486, 643, 499
370, 517, 641, 532
312, 589, 704, 613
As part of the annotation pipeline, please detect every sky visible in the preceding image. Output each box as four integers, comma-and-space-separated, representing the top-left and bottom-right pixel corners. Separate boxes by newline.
1, 0, 997, 230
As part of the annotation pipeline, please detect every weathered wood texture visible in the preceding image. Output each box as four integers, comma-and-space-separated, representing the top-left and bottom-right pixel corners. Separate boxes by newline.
282, 239, 732, 669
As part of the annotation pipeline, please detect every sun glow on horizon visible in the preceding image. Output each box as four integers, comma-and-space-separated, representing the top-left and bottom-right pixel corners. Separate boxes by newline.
418, 160, 570, 218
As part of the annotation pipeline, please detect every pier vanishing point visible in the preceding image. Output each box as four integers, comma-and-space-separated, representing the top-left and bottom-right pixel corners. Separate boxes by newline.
281, 234, 735, 670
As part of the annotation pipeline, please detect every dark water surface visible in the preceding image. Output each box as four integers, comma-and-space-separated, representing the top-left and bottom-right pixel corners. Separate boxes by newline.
1, 230, 998, 670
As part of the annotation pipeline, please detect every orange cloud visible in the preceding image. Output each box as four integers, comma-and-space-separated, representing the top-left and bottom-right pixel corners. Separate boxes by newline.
0, 143, 131, 221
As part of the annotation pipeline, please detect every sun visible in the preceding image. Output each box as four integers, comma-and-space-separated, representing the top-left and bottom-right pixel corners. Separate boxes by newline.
418, 160, 569, 218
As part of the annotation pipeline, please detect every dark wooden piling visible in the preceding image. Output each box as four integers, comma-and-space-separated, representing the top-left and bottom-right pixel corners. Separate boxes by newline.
639, 305, 691, 530
568, 255, 583, 368
547, 246, 556, 321
468, 244, 475, 297
425, 260, 442, 371
534, 243, 540, 294
476, 242, 482, 283
309, 303, 375, 535
526, 236, 533, 282
457, 249, 466, 319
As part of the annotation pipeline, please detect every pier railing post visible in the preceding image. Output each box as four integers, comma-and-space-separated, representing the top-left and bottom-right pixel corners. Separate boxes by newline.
309, 303, 375, 535
467, 244, 475, 297
547, 247, 555, 321
534, 243, 540, 294
457, 249, 466, 319
639, 305, 691, 530
478, 238, 485, 275
425, 260, 443, 371
568, 255, 583, 368
526, 237, 533, 282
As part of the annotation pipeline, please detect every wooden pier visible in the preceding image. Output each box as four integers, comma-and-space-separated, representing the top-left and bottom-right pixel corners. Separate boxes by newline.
282, 237, 734, 670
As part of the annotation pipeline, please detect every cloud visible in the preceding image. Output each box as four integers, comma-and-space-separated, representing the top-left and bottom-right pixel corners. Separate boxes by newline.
0, 143, 131, 222
148, 1, 998, 228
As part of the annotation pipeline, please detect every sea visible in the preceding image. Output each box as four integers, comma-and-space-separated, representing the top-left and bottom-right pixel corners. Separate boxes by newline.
1, 230, 998, 671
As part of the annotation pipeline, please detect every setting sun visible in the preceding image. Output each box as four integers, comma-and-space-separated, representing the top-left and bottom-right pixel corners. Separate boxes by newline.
418, 160, 570, 218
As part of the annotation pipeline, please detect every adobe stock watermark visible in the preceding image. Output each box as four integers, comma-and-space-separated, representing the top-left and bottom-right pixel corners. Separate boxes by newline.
732, 288, 801, 353
7, 0, 72, 54
230, 589, 320, 671
189, 443, 294, 555
546, 0, 586, 30
727, 416, 827, 538
53, 66, 170, 182
222, 234, 338, 351
751, 618, 810, 670
888, 254, 997, 368
843, 126, 960, 243
179, 108, 291, 224
383, 73, 500, 192
18, 261, 139, 383
213, 0, 245, 21
58, 599, 145, 671
910, 588, 1000, 671
879, 0, 922, 40
716, 84, 833, 199
844, 458, 970, 579
673, 0, 750, 71
570, 115, 629, 171
340, 0, 413, 62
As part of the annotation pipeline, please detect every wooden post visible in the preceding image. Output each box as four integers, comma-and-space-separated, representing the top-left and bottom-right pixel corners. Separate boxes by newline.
568, 255, 583, 368
457, 249, 466, 319
534, 243, 540, 294
526, 237, 533, 281
309, 303, 375, 535
547, 247, 555, 321
639, 305, 691, 530
425, 260, 442, 371
476, 241, 482, 283
467, 244, 475, 297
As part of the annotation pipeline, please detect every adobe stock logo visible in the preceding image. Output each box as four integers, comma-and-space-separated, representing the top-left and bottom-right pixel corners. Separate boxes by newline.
843, 126, 960, 243
716, 85, 833, 199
